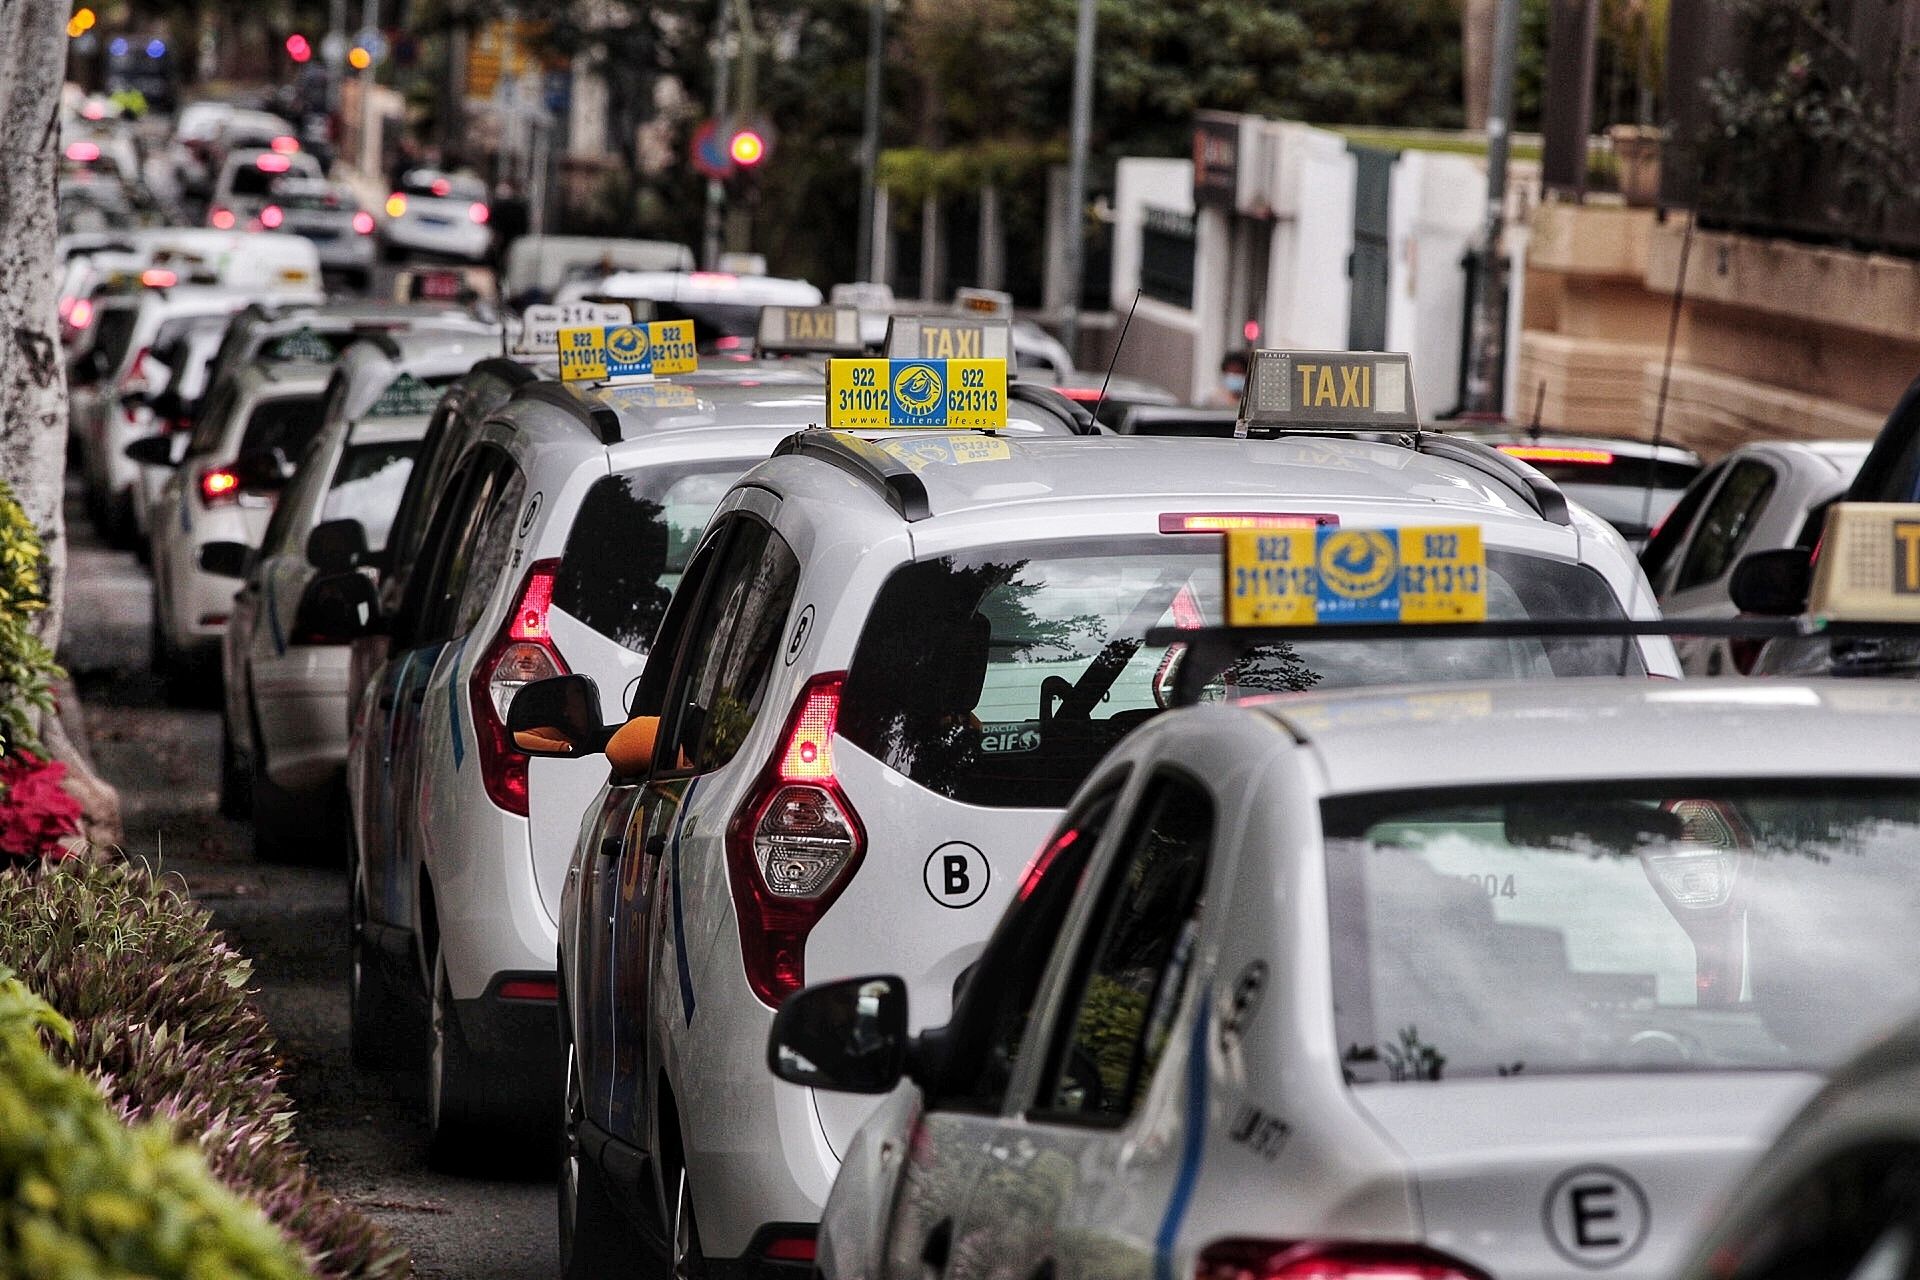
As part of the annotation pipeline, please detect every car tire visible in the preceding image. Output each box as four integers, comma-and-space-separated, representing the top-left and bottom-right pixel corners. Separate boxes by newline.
669, 1165, 707, 1280
559, 1039, 641, 1279
217, 710, 251, 818
348, 834, 410, 1071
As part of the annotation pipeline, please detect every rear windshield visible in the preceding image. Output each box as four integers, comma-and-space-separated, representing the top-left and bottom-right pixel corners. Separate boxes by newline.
226, 166, 280, 199
278, 189, 347, 213
322, 441, 418, 552
553, 465, 740, 651
1324, 782, 1920, 1081
652, 301, 762, 350
1521, 456, 1700, 490
839, 540, 1639, 809
400, 171, 486, 201
237, 394, 325, 460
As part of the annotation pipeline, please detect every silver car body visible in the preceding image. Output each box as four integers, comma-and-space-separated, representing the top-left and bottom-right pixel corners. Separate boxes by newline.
1648, 440, 1869, 676
822, 680, 1920, 1280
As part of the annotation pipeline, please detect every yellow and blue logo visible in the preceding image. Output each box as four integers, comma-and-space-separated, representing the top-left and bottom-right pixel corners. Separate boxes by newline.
558, 319, 698, 382
892, 361, 945, 425
1224, 525, 1486, 627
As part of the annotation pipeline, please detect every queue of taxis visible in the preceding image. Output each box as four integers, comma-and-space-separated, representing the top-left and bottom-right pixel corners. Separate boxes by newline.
500, 346, 1688, 1277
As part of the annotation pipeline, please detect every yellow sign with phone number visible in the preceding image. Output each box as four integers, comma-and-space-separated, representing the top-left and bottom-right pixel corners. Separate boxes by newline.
1225, 525, 1487, 627
827, 358, 1008, 430
557, 319, 697, 382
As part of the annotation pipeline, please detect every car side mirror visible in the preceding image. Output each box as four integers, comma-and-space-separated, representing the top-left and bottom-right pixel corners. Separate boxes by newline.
507, 675, 615, 757
306, 518, 369, 574
767, 975, 910, 1094
290, 571, 381, 644
1730, 547, 1813, 617
124, 435, 178, 468
233, 448, 291, 495
198, 540, 252, 580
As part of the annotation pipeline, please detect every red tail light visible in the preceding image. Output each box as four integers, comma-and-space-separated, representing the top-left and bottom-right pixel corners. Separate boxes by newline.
255, 153, 291, 173
68, 298, 93, 330
1497, 445, 1615, 466
269, 134, 300, 155
725, 673, 865, 1007
1197, 1241, 1492, 1280
1018, 827, 1078, 901
139, 267, 177, 288
431, 178, 452, 197
65, 141, 101, 163
259, 204, 284, 229
1159, 512, 1338, 534
198, 468, 240, 506
467, 559, 567, 816
210, 207, 236, 229
761, 1233, 816, 1263
468, 202, 489, 225
352, 210, 375, 235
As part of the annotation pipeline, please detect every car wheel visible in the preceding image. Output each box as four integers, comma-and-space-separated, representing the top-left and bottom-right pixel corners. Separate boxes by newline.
559, 1039, 640, 1278
348, 835, 410, 1071
426, 940, 484, 1170
217, 709, 251, 818
149, 601, 175, 681
670, 1166, 707, 1280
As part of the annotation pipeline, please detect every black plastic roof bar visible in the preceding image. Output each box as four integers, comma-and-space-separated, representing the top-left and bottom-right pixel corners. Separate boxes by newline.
772, 432, 932, 520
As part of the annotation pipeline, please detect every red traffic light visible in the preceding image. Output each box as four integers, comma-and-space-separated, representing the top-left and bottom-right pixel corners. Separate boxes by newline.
728, 129, 767, 167
286, 33, 312, 62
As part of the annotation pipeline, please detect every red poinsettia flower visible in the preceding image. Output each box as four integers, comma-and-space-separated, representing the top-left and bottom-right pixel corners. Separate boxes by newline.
0, 751, 83, 860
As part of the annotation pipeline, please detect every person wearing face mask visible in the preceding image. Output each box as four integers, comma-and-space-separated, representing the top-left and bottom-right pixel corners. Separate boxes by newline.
1212, 350, 1251, 406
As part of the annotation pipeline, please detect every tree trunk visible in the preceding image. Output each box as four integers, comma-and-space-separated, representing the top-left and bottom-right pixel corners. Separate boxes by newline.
1463, 0, 1498, 130
0, 2, 123, 844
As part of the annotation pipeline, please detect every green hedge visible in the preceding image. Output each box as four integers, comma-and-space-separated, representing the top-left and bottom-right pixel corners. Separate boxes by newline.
0, 969, 308, 1277
0, 861, 409, 1278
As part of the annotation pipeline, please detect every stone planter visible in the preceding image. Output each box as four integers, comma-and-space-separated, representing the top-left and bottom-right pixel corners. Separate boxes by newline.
1610, 125, 1664, 208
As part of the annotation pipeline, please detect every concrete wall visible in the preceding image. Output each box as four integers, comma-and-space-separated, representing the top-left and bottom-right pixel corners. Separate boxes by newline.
1260, 122, 1354, 352
1518, 203, 1899, 457
1387, 150, 1484, 420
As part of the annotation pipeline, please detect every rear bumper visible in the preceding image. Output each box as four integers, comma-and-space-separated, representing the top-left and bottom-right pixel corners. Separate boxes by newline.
382, 218, 489, 261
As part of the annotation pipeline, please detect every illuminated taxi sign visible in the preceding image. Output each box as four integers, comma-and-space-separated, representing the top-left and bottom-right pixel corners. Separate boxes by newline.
1240, 349, 1419, 431
1808, 503, 1920, 622
827, 357, 1008, 430
883, 315, 1013, 362
557, 319, 697, 383
755, 305, 863, 356
954, 286, 1013, 318
514, 301, 633, 355
1224, 525, 1486, 627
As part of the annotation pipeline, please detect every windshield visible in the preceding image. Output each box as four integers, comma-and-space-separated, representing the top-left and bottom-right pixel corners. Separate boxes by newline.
651, 301, 763, 350
1324, 781, 1920, 1082
839, 539, 1638, 809
322, 441, 418, 551
553, 465, 741, 652
237, 394, 326, 461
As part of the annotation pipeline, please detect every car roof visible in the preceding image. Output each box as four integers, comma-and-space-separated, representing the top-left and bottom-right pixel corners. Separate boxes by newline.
1735, 438, 1874, 471
802, 432, 1557, 524
590, 271, 823, 306
1248, 679, 1920, 794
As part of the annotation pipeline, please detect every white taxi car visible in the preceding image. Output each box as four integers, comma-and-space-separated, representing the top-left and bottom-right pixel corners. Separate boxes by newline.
211, 363, 445, 858
511, 350, 1675, 1278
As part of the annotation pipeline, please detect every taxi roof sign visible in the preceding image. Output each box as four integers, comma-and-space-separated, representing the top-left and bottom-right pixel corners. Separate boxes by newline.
1224, 524, 1487, 628
557, 318, 697, 383
883, 314, 1013, 363
954, 286, 1013, 318
514, 301, 633, 355
1809, 503, 1920, 622
827, 357, 1008, 431
755, 305, 864, 356
1239, 349, 1420, 433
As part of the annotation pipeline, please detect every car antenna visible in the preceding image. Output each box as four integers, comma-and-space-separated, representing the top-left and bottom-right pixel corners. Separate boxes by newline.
1088, 289, 1142, 432
1527, 381, 1545, 441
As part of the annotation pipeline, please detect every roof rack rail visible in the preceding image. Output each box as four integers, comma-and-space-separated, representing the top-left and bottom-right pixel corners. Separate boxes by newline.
1009, 381, 1101, 435
1416, 434, 1571, 526
349, 331, 405, 359
468, 356, 540, 388
512, 381, 622, 445
772, 431, 932, 521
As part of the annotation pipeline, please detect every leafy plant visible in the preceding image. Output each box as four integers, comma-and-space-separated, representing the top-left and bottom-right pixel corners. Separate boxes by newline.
0, 861, 411, 1279
0, 968, 311, 1278
0, 478, 62, 757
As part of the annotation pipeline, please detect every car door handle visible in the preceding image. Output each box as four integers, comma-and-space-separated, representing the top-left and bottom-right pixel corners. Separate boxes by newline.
922, 1221, 953, 1277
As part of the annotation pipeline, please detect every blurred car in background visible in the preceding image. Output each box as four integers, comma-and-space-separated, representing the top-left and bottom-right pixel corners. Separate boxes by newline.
209, 148, 324, 231
557, 268, 823, 352
379, 168, 492, 263
259, 177, 377, 290
1474, 432, 1704, 549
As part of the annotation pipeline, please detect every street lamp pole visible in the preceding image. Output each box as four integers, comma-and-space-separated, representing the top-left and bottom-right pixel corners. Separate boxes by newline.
1464, 0, 1523, 417
702, 0, 736, 270
1059, 0, 1096, 360
854, 0, 885, 283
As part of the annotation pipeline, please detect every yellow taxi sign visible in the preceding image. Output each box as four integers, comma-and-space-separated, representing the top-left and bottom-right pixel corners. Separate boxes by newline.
827, 358, 1008, 430
883, 315, 1013, 363
756, 305, 864, 356
1224, 525, 1486, 627
1808, 503, 1920, 622
557, 319, 698, 382
1240, 349, 1420, 431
